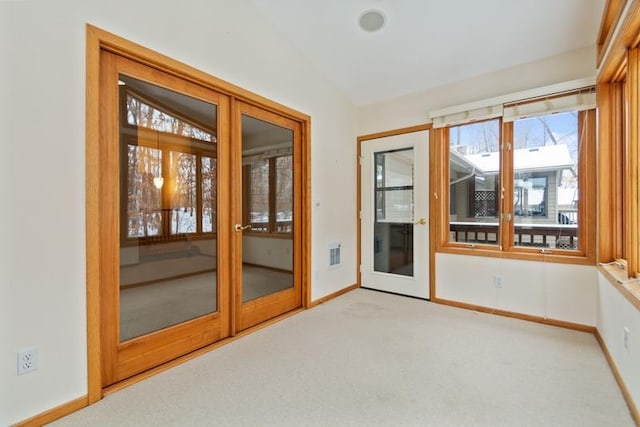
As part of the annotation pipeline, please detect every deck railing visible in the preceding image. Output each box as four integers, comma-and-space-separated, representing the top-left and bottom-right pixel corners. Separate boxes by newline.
450, 222, 578, 249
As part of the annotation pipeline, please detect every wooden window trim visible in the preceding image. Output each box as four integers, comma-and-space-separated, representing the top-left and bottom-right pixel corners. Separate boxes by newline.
434, 107, 596, 266
118, 77, 219, 246
626, 48, 640, 277
243, 154, 294, 237
597, 0, 640, 316
600, 48, 640, 279
119, 138, 218, 246
598, 80, 624, 264
437, 118, 503, 253
597, 0, 630, 67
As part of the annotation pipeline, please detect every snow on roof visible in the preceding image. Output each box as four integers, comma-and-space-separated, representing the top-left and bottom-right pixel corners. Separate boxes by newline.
464, 144, 574, 174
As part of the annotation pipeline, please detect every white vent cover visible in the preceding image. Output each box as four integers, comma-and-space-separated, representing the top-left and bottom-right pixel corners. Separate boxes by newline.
329, 242, 342, 269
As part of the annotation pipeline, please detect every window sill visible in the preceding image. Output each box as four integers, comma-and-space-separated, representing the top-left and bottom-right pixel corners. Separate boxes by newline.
436, 245, 594, 266
598, 263, 640, 311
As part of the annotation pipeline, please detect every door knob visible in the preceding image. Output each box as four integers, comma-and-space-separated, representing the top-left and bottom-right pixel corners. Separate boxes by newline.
234, 224, 252, 232
415, 218, 427, 225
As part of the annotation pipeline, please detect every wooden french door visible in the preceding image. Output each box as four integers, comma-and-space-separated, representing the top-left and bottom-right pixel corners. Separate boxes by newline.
99, 51, 232, 386
98, 50, 303, 387
233, 102, 302, 332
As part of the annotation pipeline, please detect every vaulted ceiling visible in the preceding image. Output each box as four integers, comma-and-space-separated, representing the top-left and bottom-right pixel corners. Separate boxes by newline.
250, 0, 605, 106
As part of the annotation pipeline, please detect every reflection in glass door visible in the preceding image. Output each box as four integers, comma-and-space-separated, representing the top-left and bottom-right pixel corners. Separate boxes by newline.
118, 75, 218, 342
99, 50, 230, 386
235, 103, 302, 331
240, 114, 294, 301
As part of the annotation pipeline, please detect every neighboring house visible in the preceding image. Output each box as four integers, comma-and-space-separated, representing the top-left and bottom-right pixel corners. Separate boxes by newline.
450, 144, 577, 247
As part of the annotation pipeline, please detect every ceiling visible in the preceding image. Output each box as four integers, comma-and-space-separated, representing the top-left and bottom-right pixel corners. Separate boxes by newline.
250, 0, 606, 106
121, 76, 292, 150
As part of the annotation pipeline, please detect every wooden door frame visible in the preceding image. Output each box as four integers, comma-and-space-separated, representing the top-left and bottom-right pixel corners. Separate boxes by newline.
86, 24, 311, 403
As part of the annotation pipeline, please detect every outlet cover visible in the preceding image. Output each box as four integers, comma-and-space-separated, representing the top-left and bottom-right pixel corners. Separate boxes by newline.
17, 347, 38, 375
493, 275, 504, 288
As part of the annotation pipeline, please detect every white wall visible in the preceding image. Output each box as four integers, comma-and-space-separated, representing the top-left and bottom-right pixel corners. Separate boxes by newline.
597, 274, 640, 411
359, 44, 600, 325
437, 254, 598, 326
0, 0, 356, 424
357, 46, 595, 135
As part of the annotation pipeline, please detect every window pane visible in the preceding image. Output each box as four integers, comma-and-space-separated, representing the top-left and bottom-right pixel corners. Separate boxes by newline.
201, 156, 216, 233
276, 155, 293, 232
374, 149, 414, 277
126, 145, 163, 238
250, 159, 270, 232
513, 111, 578, 250
169, 152, 197, 234
449, 120, 500, 244
375, 149, 414, 223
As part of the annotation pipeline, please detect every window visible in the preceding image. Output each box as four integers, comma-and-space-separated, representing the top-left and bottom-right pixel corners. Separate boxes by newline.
125, 145, 163, 238
375, 149, 414, 223
169, 151, 197, 234
120, 75, 218, 242
511, 112, 580, 250
248, 159, 270, 231
243, 155, 293, 234
599, 49, 639, 277
275, 155, 294, 232
201, 156, 217, 233
434, 88, 596, 263
448, 119, 500, 245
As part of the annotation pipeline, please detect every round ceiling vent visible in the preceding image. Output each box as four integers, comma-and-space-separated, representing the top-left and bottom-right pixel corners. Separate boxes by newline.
359, 10, 385, 32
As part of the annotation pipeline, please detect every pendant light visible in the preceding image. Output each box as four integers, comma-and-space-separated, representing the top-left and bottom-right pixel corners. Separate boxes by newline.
153, 130, 164, 189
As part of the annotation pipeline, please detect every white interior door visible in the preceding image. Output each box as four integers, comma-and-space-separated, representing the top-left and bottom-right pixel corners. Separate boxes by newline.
360, 130, 429, 299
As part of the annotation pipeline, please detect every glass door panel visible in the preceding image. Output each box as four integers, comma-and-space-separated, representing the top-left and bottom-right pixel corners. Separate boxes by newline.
99, 50, 230, 386
118, 74, 218, 341
240, 114, 294, 302
235, 103, 301, 331
373, 149, 415, 277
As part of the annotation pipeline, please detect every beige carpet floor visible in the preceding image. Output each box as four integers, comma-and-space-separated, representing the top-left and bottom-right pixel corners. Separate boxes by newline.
53, 289, 635, 426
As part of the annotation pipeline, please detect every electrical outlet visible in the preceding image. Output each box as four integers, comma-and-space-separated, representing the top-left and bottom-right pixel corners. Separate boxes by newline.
17, 347, 38, 375
493, 275, 504, 288
624, 327, 630, 350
